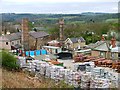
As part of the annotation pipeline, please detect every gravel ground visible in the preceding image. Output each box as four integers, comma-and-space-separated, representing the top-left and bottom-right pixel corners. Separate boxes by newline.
57, 59, 74, 70
34, 54, 75, 70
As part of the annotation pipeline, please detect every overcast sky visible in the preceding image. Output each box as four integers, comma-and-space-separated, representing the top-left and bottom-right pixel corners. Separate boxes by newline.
0, 0, 119, 14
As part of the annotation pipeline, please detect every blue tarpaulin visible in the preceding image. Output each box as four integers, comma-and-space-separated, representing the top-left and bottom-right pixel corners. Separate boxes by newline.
36, 50, 40, 56
41, 49, 47, 55
25, 51, 29, 56
25, 49, 47, 56
30, 51, 34, 56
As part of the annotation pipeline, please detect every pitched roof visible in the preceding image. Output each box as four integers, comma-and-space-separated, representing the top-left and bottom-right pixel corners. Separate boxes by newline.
70, 37, 85, 43
79, 37, 86, 42
0, 32, 21, 41
88, 41, 110, 51
0, 31, 49, 41
111, 47, 120, 53
70, 38, 78, 43
29, 31, 49, 38
11, 44, 22, 49
88, 41, 106, 49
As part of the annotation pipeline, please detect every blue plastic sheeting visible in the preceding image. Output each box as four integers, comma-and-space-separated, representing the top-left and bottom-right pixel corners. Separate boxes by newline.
25, 51, 29, 56
30, 51, 34, 56
41, 49, 47, 55
36, 50, 40, 56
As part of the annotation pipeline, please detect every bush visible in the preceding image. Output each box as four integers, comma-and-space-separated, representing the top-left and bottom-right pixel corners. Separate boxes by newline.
2, 51, 19, 70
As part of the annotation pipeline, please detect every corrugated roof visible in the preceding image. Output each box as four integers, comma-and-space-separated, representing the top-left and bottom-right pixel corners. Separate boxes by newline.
29, 31, 49, 38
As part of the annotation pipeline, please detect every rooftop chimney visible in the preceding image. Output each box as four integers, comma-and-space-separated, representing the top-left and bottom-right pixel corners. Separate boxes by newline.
59, 18, 64, 41
110, 37, 116, 48
21, 18, 29, 51
101, 36, 105, 41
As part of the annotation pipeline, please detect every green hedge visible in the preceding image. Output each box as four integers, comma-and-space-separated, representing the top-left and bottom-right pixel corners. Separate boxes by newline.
2, 51, 19, 70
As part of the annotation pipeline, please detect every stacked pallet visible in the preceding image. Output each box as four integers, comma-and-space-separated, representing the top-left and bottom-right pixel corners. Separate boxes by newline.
80, 72, 91, 88
18, 57, 119, 88
50, 66, 64, 80
90, 78, 110, 88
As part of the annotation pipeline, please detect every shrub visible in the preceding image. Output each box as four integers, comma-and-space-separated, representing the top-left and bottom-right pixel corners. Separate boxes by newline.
2, 51, 19, 70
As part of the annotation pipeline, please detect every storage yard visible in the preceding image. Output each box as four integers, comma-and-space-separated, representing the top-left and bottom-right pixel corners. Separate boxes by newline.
17, 54, 120, 89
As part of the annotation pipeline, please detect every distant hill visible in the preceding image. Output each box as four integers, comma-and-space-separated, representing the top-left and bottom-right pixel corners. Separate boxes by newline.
1, 13, 118, 24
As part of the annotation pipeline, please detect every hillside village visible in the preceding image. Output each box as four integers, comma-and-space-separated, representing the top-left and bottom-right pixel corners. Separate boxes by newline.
1, 17, 120, 89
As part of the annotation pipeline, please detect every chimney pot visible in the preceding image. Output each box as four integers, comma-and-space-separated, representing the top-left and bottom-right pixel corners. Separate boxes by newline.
111, 37, 116, 48
101, 36, 105, 41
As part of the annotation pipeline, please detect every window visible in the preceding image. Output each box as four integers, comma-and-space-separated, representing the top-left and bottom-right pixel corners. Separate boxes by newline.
12, 42, 14, 45
111, 53, 115, 59
100, 52, 104, 57
20, 40, 21, 44
118, 53, 120, 60
17, 41, 19, 44
6, 42, 8, 45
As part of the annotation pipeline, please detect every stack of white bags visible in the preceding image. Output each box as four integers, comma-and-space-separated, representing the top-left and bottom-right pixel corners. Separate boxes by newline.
18, 58, 119, 88
80, 72, 91, 88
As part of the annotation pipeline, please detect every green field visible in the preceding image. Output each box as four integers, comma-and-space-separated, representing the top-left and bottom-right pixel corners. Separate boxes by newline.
105, 19, 118, 23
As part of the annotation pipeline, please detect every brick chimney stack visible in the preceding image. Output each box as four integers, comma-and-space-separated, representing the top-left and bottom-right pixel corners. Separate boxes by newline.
21, 18, 29, 51
59, 18, 64, 41
110, 37, 116, 48
101, 36, 105, 41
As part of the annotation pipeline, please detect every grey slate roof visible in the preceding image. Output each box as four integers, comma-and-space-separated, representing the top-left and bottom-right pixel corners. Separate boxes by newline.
0, 31, 49, 41
2, 32, 21, 41
29, 31, 49, 38
88, 41, 111, 52
70, 37, 85, 43
88, 41, 107, 49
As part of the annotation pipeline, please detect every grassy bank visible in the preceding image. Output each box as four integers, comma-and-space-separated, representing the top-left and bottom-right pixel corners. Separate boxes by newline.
2, 68, 73, 88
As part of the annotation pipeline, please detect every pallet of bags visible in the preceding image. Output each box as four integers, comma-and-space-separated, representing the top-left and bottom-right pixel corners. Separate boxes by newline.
73, 63, 86, 72
36, 61, 47, 71
55, 66, 64, 81
68, 70, 74, 86
26, 61, 36, 72
64, 69, 71, 84
84, 62, 95, 72
18, 57, 26, 68
98, 79, 110, 88
92, 67, 105, 78
80, 72, 91, 88
72, 71, 81, 88
109, 72, 119, 88
90, 78, 110, 88
45, 64, 52, 78
39, 63, 46, 76
59, 68, 66, 81
50, 65, 63, 80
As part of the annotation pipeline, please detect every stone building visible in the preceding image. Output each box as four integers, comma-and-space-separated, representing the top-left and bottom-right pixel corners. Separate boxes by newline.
64, 37, 86, 51
0, 18, 50, 50
0, 32, 21, 50
29, 31, 49, 50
